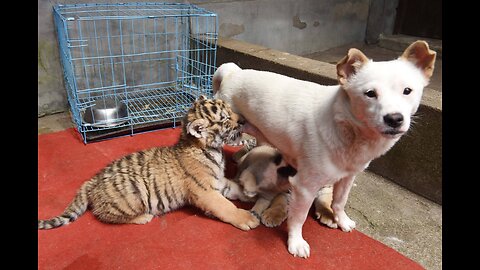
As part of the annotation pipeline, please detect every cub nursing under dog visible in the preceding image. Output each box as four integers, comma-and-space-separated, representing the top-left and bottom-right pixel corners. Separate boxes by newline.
214, 41, 436, 258
233, 144, 296, 227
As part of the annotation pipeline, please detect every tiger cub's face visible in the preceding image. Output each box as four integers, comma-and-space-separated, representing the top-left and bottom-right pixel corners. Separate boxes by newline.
184, 96, 244, 148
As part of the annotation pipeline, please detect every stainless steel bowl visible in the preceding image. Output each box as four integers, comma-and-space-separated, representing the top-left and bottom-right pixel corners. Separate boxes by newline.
82, 98, 128, 127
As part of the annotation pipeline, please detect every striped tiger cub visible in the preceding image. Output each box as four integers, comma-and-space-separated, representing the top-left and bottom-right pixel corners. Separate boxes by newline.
38, 95, 260, 231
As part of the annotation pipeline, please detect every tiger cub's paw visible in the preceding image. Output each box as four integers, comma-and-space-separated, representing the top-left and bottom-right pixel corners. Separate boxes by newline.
129, 214, 155, 225
313, 185, 337, 229
315, 209, 338, 229
232, 209, 260, 230
261, 206, 287, 227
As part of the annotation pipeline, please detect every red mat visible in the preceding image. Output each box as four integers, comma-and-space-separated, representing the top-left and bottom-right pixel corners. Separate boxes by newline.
38, 128, 423, 270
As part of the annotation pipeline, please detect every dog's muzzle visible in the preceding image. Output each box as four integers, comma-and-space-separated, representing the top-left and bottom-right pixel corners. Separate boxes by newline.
381, 113, 406, 138
383, 113, 403, 128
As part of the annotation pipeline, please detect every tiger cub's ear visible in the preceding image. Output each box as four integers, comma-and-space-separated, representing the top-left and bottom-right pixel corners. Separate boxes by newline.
187, 119, 209, 138
197, 95, 208, 101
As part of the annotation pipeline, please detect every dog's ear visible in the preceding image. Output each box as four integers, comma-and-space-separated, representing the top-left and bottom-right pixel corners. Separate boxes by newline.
336, 48, 370, 85
400, 40, 436, 80
186, 119, 209, 138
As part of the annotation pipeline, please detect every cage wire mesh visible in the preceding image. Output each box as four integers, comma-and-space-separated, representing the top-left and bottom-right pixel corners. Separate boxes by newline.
53, 2, 218, 143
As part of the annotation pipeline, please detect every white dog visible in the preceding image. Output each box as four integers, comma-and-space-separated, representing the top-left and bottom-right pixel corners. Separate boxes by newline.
213, 41, 436, 258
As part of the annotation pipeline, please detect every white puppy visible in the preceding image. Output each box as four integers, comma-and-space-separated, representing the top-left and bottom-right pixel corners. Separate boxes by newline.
213, 41, 436, 258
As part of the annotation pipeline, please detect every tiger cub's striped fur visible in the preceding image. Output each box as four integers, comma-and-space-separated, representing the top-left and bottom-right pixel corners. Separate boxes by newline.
38, 96, 259, 231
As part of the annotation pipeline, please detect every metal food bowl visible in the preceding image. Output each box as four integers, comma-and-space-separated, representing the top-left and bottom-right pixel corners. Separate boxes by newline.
82, 98, 128, 127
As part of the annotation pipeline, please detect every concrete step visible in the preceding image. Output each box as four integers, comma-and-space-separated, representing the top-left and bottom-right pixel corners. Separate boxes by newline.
216, 37, 442, 205
302, 40, 442, 93
378, 34, 442, 58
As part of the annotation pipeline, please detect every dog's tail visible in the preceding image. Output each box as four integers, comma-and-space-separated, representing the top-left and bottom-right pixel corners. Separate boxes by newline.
212, 62, 242, 95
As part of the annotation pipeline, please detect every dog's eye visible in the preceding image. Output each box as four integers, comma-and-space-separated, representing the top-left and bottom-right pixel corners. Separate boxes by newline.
364, 89, 377, 98
403, 87, 412, 95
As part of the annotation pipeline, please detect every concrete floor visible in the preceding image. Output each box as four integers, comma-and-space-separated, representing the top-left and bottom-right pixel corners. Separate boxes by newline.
348, 172, 441, 270
38, 112, 441, 269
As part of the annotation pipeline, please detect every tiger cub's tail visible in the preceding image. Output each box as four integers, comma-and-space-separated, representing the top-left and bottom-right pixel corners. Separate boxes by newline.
38, 181, 93, 230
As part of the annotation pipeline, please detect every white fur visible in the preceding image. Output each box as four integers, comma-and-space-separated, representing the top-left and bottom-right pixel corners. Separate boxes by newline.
213, 43, 434, 258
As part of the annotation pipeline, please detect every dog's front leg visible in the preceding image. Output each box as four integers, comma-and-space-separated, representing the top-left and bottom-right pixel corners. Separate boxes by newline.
287, 175, 319, 258
331, 175, 356, 232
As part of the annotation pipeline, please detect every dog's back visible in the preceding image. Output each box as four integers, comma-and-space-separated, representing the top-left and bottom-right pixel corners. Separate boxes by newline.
212, 62, 242, 96
214, 64, 333, 111
213, 63, 339, 160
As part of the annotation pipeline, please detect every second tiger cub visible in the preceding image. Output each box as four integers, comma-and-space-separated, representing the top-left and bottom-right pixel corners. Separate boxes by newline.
234, 144, 296, 227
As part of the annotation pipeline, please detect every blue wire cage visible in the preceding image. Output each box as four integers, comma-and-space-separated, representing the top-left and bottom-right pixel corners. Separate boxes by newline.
53, 2, 218, 143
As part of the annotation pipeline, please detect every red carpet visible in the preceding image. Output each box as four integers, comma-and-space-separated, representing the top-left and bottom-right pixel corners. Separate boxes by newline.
38, 128, 423, 270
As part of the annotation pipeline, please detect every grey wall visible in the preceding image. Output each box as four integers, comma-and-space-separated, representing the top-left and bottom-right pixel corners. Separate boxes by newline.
202, 0, 370, 55
39, 0, 68, 116
365, 0, 398, 44
38, 0, 396, 116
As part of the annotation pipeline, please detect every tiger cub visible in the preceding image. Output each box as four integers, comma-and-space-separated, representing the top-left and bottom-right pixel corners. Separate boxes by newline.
233, 143, 334, 228
38, 96, 259, 231
233, 143, 296, 227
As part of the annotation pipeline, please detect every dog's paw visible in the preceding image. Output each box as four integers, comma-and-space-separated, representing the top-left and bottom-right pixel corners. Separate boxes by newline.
261, 207, 287, 227
288, 237, 311, 258
334, 211, 356, 232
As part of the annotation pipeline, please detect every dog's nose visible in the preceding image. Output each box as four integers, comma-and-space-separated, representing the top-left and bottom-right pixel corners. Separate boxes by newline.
384, 113, 404, 128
